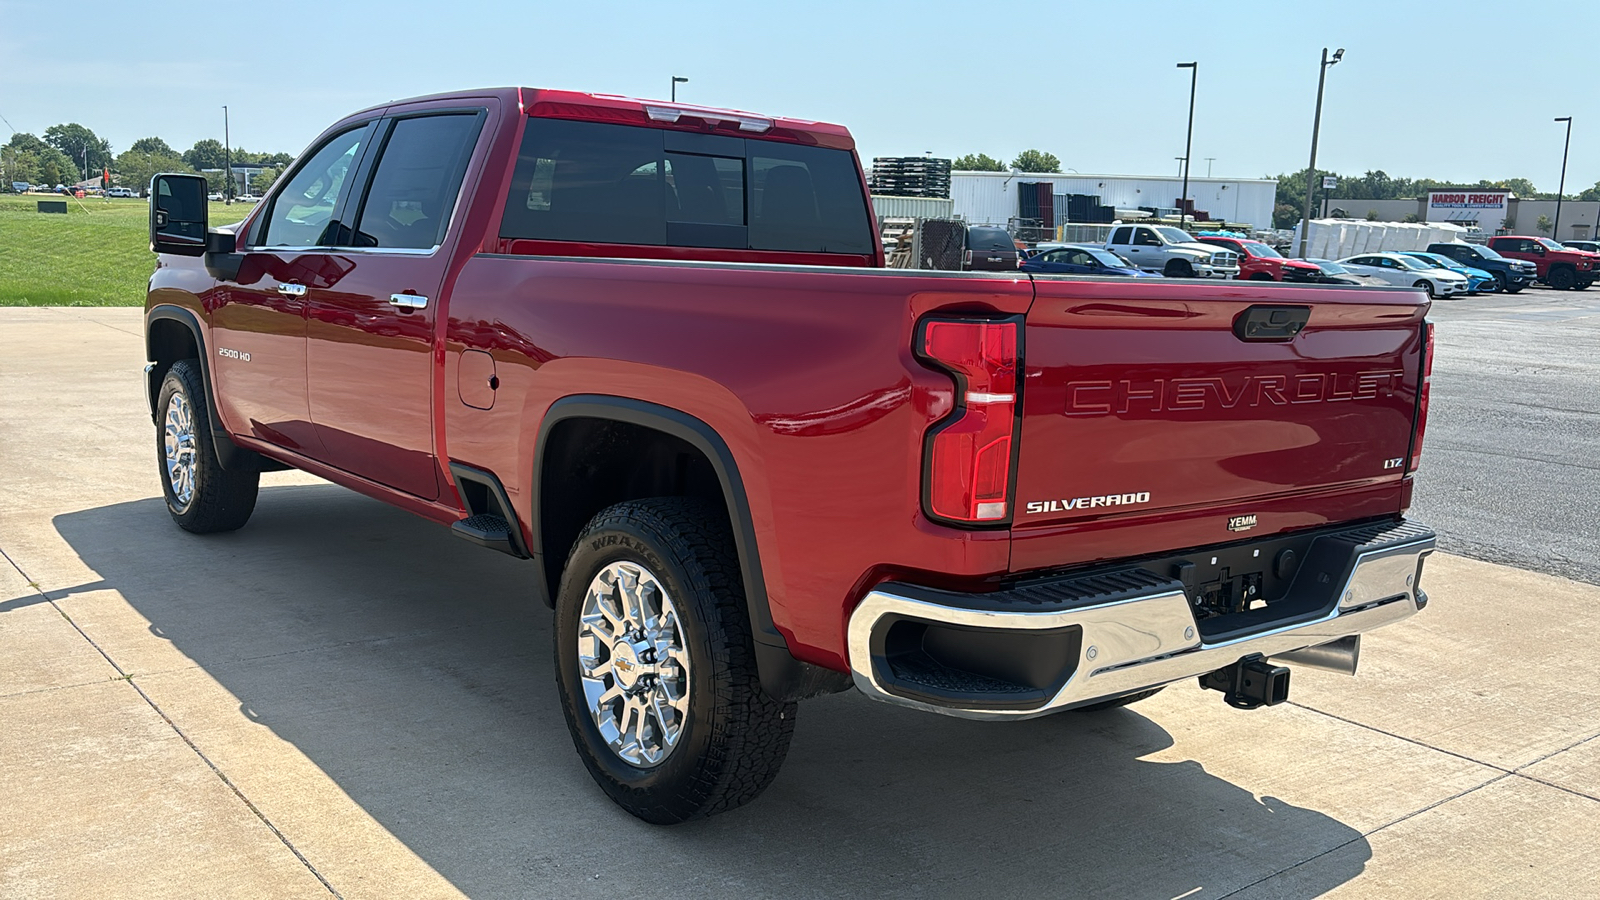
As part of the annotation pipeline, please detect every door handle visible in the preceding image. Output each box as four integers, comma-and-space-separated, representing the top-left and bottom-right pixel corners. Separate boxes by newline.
277, 283, 307, 297
389, 293, 428, 310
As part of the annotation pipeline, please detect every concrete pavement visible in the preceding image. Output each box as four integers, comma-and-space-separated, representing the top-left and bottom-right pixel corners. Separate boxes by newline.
2, 307, 1597, 898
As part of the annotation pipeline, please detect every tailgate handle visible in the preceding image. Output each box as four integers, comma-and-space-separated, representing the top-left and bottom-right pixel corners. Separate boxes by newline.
1234, 305, 1309, 342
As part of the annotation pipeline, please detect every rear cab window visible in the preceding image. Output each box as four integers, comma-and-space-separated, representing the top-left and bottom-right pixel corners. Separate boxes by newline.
965, 227, 1015, 251
499, 117, 875, 260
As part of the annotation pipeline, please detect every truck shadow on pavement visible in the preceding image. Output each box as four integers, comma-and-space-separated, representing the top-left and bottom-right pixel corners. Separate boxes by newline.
54, 483, 1369, 899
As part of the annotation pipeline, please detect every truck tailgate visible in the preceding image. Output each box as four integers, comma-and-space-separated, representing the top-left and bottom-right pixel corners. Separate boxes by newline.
1010, 279, 1427, 572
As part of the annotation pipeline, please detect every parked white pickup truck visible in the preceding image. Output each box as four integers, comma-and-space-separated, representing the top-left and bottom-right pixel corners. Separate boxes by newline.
1106, 224, 1241, 278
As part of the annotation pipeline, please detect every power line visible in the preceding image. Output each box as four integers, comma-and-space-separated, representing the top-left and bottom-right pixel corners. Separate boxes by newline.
0, 110, 17, 134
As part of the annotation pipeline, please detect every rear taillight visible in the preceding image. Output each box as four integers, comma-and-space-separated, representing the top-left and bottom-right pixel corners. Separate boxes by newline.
918, 318, 1020, 524
963, 250, 973, 267
1408, 321, 1435, 473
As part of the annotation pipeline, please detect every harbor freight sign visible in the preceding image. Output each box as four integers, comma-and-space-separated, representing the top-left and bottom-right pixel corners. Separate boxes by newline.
1426, 190, 1510, 232
1429, 191, 1508, 209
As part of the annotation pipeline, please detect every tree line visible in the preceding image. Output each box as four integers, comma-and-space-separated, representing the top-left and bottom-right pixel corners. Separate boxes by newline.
1, 122, 294, 195
1270, 167, 1600, 229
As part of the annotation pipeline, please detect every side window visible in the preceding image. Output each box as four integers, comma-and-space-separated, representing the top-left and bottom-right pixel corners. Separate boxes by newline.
1134, 228, 1161, 246
260, 125, 371, 247
1110, 227, 1131, 245
1066, 250, 1093, 266
351, 113, 483, 250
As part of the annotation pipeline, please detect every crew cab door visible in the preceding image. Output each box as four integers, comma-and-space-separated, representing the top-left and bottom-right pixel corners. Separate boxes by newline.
302, 107, 488, 501
212, 120, 378, 455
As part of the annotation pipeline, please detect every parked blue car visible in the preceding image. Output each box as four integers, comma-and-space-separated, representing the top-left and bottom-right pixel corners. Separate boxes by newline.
1399, 251, 1497, 293
1021, 244, 1161, 277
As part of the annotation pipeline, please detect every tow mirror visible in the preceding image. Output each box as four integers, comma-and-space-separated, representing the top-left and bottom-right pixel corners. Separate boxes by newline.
150, 173, 209, 256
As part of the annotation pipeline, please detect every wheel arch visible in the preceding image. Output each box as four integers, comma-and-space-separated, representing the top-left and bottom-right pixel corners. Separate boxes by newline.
533, 395, 850, 702
145, 304, 265, 472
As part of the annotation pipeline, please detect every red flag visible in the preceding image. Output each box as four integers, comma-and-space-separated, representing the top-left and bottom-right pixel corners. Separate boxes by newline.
103, 167, 110, 187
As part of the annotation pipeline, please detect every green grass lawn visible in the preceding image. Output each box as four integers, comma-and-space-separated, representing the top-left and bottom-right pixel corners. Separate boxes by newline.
0, 194, 255, 306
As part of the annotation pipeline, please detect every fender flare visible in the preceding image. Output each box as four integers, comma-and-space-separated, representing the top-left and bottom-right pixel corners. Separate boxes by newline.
534, 395, 850, 702
145, 304, 258, 472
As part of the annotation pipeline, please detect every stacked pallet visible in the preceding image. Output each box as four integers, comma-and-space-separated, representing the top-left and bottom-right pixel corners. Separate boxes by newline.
871, 157, 952, 198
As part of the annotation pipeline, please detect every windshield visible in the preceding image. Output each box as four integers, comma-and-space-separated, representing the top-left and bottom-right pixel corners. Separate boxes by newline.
1154, 226, 1195, 244
1537, 238, 1566, 251
1394, 256, 1431, 271
1085, 248, 1130, 267
1241, 240, 1282, 259
1315, 261, 1349, 274
1464, 244, 1501, 260
1414, 255, 1458, 269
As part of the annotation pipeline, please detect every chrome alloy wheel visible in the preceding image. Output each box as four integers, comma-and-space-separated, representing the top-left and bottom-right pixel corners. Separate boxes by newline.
163, 392, 198, 511
578, 561, 691, 768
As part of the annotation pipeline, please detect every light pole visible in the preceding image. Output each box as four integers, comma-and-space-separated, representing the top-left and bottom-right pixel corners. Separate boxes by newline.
1176, 61, 1196, 224
223, 105, 232, 204
1205, 157, 1216, 177
671, 76, 688, 102
1554, 116, 1572, 238
1298, 47, 1344, 259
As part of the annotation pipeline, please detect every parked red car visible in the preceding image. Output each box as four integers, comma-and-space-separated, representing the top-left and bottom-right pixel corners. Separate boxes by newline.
1485, 235, 1597, 289
142, 87, 1436, 824
1196, 236, 1322, 282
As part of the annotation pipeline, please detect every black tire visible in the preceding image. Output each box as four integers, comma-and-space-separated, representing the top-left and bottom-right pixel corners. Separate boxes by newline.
1413, 279, 1436, 299
1075, 687, 1165, 712
1578, 280, 1593, 291
1164, 259, 1195, 278
156, 360, 258, 533
1548, 266, 1576, 290
1492, 273, 1507, 293
1504, 283, 1525, 294
553, 497, 796, 824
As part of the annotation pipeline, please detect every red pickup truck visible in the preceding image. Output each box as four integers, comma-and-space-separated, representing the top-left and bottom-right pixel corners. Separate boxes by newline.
1485, 235, 1598, 289
144, 87, 1436, 824
1195, 235, 1323, 282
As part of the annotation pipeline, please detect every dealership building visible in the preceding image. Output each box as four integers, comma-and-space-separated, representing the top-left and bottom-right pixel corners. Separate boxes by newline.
1322, 190, 1600, 240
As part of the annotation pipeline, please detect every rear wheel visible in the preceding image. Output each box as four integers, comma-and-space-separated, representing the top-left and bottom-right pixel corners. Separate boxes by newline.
1164, 258, 1195, 278
553, 497, 796, 824
1413, 279, 1436, 299
156, 360, 258, 533
1548, 266, 1577, 290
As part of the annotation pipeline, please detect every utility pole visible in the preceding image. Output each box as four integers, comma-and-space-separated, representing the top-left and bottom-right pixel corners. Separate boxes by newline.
223, 105, 232, 204
1299, 48, 1344, 259
671, 76, 688, 102
1554, 116, 1572, 238
1176, 62, 1197, 225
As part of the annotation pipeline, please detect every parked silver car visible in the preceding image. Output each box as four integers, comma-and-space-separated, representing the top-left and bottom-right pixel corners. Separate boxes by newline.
1336, 252, 1468, 298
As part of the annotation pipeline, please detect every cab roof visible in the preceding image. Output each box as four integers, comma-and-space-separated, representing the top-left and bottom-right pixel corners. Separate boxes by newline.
345, 86, 856, 151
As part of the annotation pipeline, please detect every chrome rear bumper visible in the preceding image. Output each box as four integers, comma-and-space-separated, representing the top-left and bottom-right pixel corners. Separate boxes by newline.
846, 520, 1435, 720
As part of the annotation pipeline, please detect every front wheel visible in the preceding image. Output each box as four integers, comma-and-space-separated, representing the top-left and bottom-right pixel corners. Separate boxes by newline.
1493, 273, 1507, 293
1164, 258, 1195, 278
156, 360, 258, 533
553, 497, 796, 824
1548, 266, 1577, 290
1413, 279, 1436, 299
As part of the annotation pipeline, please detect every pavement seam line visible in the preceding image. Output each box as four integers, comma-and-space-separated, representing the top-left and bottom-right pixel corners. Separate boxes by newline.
0, 547, 344, 899
1290, 699, 1600, 806
1213, 772, 1514, 899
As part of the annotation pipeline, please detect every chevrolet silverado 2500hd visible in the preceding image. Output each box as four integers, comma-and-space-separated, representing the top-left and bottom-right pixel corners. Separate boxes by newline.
144, 87, 1436, 824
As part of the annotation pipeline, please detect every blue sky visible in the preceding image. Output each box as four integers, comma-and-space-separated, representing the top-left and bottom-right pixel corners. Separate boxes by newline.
4, 0, 1598, 190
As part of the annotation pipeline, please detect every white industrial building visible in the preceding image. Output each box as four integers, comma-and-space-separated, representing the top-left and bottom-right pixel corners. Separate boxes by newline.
950, 171, 1280, 230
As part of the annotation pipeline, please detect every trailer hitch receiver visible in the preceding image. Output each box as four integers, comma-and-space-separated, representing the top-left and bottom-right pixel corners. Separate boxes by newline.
1199, 653, 1290, 709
